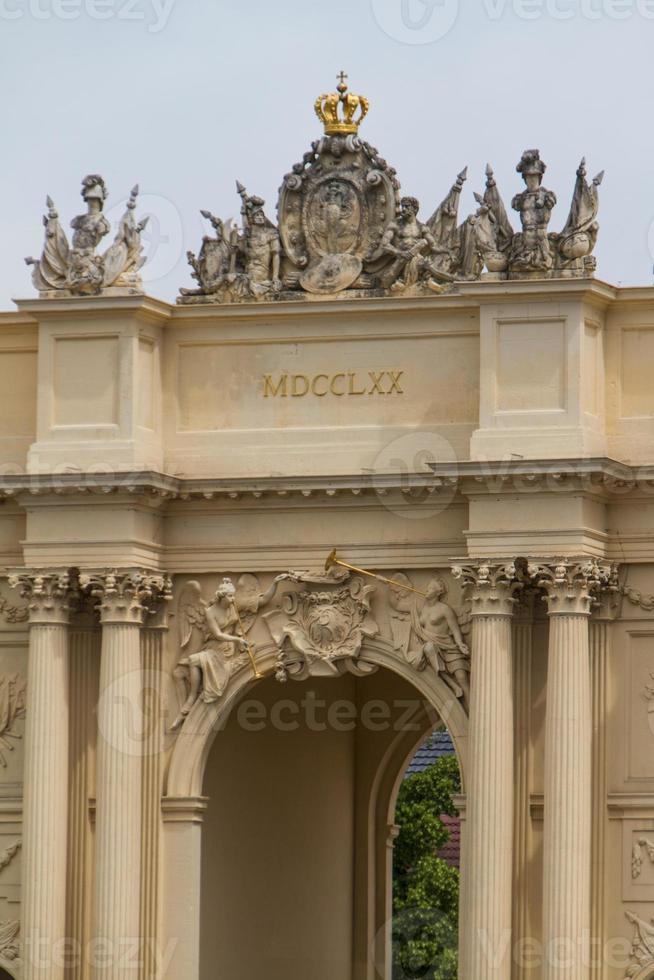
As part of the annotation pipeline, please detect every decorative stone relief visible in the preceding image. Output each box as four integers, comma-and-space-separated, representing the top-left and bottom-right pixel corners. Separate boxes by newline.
169, 565, 477, 723
632, 837, 654, 880
624, 587, 654, 612
0, 841, 20, 874
267, 568, 379, 682
178, 74, 604, 304
171, 574, 287, 730
25, 177, 148, 296
0, 676, 25, 768
387, 574, 471, 710
0, 920, 20, 963
625, 911, 654, 978
0, 594, 28, 625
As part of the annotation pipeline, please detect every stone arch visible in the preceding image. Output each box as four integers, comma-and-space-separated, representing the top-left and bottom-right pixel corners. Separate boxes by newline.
0, 965, 18, 980
166, 637, 469, 799
364, 705, 455, 980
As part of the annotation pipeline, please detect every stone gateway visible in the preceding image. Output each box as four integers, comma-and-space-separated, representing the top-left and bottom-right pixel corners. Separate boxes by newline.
0, 74, 650, 980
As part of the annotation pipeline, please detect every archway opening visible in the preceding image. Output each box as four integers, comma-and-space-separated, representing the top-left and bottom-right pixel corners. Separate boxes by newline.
391, 729, 461, 980
198, 665, 461, 980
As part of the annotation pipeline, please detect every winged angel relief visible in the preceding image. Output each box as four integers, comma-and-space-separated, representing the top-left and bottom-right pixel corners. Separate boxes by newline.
388, 575, 471, 711
171, 574, 287, 730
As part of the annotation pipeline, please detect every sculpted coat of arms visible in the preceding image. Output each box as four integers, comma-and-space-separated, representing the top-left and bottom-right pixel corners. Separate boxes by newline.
263, 567, 380, 680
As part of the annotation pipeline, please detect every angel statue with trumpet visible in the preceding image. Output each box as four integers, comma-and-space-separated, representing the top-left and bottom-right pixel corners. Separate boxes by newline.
171, 574, 287, 731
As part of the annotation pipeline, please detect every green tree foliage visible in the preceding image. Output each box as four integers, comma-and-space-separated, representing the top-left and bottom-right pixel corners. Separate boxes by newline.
392, 752, 461, 980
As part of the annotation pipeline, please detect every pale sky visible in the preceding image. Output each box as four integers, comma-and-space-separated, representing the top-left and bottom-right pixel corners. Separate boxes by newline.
1, 0, 652, 307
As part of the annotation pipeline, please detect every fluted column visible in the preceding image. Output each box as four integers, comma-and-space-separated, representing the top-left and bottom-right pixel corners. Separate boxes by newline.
81, 571, 168, 980
589, 578, 617, 980
10, 571, 72, 980
512, 594, 535, 980
453, 562, 518, 980
531, 560, 600, 980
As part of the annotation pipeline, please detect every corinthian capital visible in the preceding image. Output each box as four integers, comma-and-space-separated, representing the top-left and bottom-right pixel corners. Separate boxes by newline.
79, 569, 172, 626
451, 561, 520, 617
8, 570, 72, 625
528, 559, 611, 616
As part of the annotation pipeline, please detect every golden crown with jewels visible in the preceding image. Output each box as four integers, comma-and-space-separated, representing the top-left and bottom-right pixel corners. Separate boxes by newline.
314, 72, 370, 136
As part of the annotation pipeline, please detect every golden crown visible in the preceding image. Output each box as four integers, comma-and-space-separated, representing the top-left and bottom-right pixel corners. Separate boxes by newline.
314, 72, 369, 136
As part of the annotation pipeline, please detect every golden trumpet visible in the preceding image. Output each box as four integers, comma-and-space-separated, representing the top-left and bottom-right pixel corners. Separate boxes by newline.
229, 596, 262, 679
324, 549, 427, 598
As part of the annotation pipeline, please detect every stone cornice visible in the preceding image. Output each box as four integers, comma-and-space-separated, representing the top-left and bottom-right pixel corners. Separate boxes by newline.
14, 293, 172, 326
10, 277, 621, 322
2, 458, 654, 503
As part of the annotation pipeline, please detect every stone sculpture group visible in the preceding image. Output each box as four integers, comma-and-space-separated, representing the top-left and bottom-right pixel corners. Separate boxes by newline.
25, 74, 604, 301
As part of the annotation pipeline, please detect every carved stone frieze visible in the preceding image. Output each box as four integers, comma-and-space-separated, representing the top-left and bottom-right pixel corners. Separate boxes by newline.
169, 566, 476, 728
25, 177, 148, 297
177, 75, 604, 305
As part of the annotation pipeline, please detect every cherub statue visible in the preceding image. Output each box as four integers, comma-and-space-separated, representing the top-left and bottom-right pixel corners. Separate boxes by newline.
171, 574, 286, 730
389, 576, 471, 711
25, 175, 148, 295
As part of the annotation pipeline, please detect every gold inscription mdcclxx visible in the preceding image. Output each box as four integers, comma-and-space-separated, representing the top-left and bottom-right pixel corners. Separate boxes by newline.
263, 371, 405, 398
